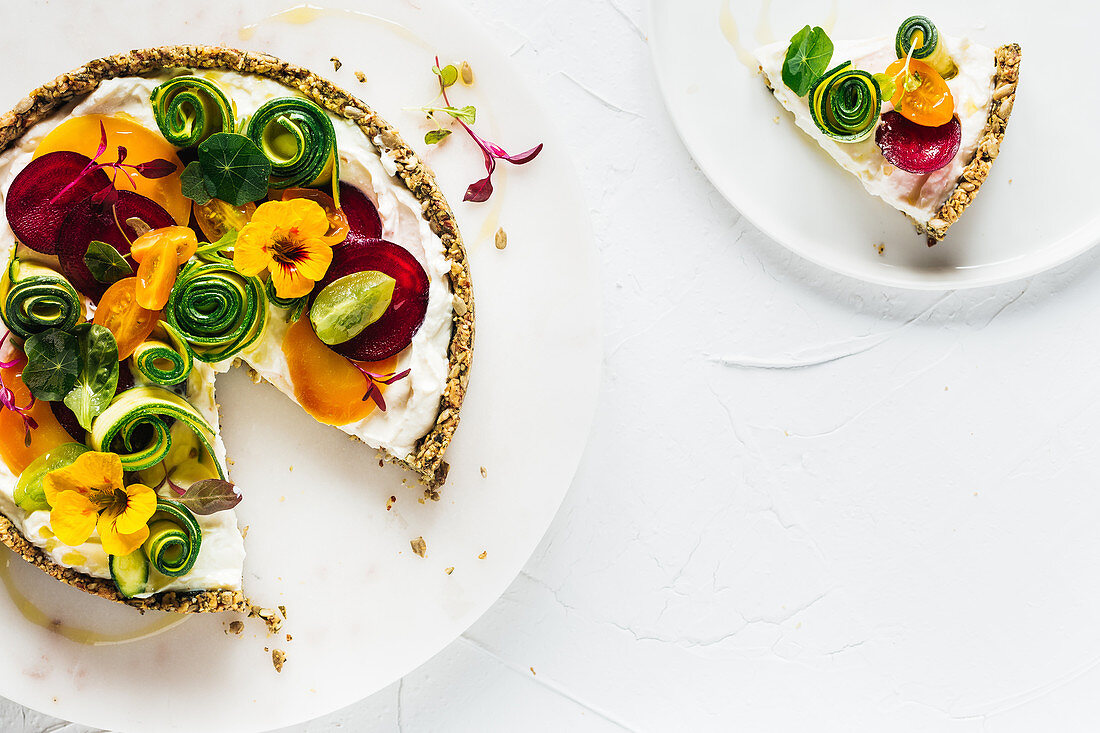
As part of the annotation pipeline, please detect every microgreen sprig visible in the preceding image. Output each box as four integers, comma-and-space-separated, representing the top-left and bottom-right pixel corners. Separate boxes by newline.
0, 331, 39, 447
351, 361, 411, 413
418, 56, 544, 203
49, 122, 177, 209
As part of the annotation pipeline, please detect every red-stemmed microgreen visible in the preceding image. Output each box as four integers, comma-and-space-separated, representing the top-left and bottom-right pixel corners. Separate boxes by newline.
351, 361, 411, 413
48, 122, 177, 209
418, 57, 543, 203
0, 331, 38, 447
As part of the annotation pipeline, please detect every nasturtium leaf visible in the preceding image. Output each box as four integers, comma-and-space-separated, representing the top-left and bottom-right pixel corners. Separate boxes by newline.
425, 129, 452, 145
310, 270, 396, 346
180, 160, 212, 205
63, 323, 120, 431
782, 25, 834, 97
84, 240, 134, 283
22, 328, 80, 402
177, 478, 242, 515
196, 133, 271, 207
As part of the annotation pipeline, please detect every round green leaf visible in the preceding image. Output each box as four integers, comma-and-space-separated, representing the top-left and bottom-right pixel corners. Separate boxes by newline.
22, 328, 79, 401
310, 271, 396, 346
197, 132, 272, 206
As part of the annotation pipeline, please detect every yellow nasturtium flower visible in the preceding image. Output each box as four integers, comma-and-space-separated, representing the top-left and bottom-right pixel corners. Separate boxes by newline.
43, 451, 157, 556
233, 198, 335, 299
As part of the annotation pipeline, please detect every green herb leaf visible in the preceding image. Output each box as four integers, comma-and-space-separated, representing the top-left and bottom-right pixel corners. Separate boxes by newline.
309, 271, 396, 345
432, 64, 459, 88
22, 328, 80, 402
197, 132, 272, 207
425, 128, 452, 145
84, 240, 133, 284
782, 25, 834, 97
180, 161, 212, 205
872, 72, 896, 102
176, 478, 242, 515
442, 105, 476, 124
63, 324, 119, 431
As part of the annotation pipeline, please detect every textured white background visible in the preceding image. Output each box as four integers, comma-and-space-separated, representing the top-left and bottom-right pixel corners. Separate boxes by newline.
7, 0, 1100, 730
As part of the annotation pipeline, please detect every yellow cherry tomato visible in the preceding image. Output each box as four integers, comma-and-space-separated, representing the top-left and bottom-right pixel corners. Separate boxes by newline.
280, 188, 349, 246
130, 226, 198, 265
885, 58, 954, 127
136, 240, 179, 310
92, 278, 159, 360
194, 199, 257, 242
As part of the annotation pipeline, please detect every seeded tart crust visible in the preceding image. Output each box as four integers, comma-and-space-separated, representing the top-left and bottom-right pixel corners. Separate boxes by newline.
0, 46, 474, 612
759, 43, 1021, 244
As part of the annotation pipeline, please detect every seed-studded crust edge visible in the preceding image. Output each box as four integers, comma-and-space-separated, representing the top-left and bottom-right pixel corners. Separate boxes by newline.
0, 45, 473, 612
924, 44, 1021, 243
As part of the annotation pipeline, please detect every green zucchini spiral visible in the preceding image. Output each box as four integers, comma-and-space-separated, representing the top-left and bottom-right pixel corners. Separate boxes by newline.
165, 262, 267, 363
132, 322, 193, 386
895, 16, 957, 79
245, 97, 340, 200
0, 260, 81, 340
150, 75, 236, 148
809, 62, 882, 143
143, 498, 202, 578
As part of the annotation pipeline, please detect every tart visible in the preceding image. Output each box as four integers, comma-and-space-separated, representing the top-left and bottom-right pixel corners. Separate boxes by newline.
0, 46, 473, 612
755, 16, 1020, 243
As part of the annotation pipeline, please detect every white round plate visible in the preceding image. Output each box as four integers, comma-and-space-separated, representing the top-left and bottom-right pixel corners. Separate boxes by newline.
0, 1, 600, 731
649, 0, 1100, 290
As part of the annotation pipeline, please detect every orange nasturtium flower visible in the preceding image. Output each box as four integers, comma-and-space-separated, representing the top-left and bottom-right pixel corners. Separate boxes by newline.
43, 451, 157, 556
233, 198, 335, 299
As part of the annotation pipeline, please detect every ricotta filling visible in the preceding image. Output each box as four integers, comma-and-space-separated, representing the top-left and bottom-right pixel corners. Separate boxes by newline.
0, 72, 453, 593
755, 35, 995, 223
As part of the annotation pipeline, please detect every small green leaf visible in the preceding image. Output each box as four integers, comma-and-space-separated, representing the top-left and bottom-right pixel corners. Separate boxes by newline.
310, 271, 396, 345
197, 132, 272, 207
433, 64, 459, 88
782, 25, 834, 97
63, 324, 119, 431
443, 105, 476, 124
22, 328, 80, 402
13, 443, 89, 512
872, 72, 896, 102
180, 161, 212, 205
425, 129, 452, 145
84, 240, 133, 284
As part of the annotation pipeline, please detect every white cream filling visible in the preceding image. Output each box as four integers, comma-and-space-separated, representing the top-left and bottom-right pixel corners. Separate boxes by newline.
755, 35, 995, 223
0, 72, 452, 592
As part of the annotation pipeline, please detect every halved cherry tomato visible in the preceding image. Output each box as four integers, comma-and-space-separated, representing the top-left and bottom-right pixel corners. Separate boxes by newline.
92, 277, 159, 360
194, 199, 257, 242
885, 58, 954, 127
280, 188, 349, 246
281, 315, 397, 426
130, 226, 197, 310
0, 358, 73, 475
130, 226, 198, 265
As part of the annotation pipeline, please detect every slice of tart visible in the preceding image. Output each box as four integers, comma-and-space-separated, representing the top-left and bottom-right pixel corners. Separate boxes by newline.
0, 46, 474, 612
755, 16, 1020, 243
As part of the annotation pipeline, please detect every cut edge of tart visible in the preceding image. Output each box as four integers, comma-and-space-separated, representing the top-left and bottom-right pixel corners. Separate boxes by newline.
757, 21, 1021, 246
0, 45, 474, 613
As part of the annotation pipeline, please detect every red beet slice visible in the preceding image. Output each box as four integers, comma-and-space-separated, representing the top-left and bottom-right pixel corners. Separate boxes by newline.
338, 181, 382, 249
875, 111, 962, 175
57, 191, 174, 300
5, 151, 112, 254
313, 238, 429, 362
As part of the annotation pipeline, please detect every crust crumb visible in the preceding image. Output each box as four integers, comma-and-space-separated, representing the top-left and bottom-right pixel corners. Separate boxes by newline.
494, 228, 508, 250
478, 550, 487, 560
411, 537, 427, 558
229, 620, 244, 635
250, 605, 285, 634
354, 70, 367, 83
387, 495, 397, 511
480, 466, 487, 478
330, 56, 342, 72
272, 649, 287, 673
445, 567, 454, 575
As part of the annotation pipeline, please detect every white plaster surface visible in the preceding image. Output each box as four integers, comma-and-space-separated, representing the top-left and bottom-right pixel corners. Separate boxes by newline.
6, 0, 1100, 730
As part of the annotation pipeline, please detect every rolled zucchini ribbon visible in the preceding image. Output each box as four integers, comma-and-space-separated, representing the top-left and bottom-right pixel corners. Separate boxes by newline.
809, 62, 882, 143
143, 498, 202, 578
245, 97, 340, 205
150, 75, 236, 148
0, 260, 81, 340
895, 16, 957, 80
166, 262, 267, 363
90, 386, 224, 478
132, 321, 193, 386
